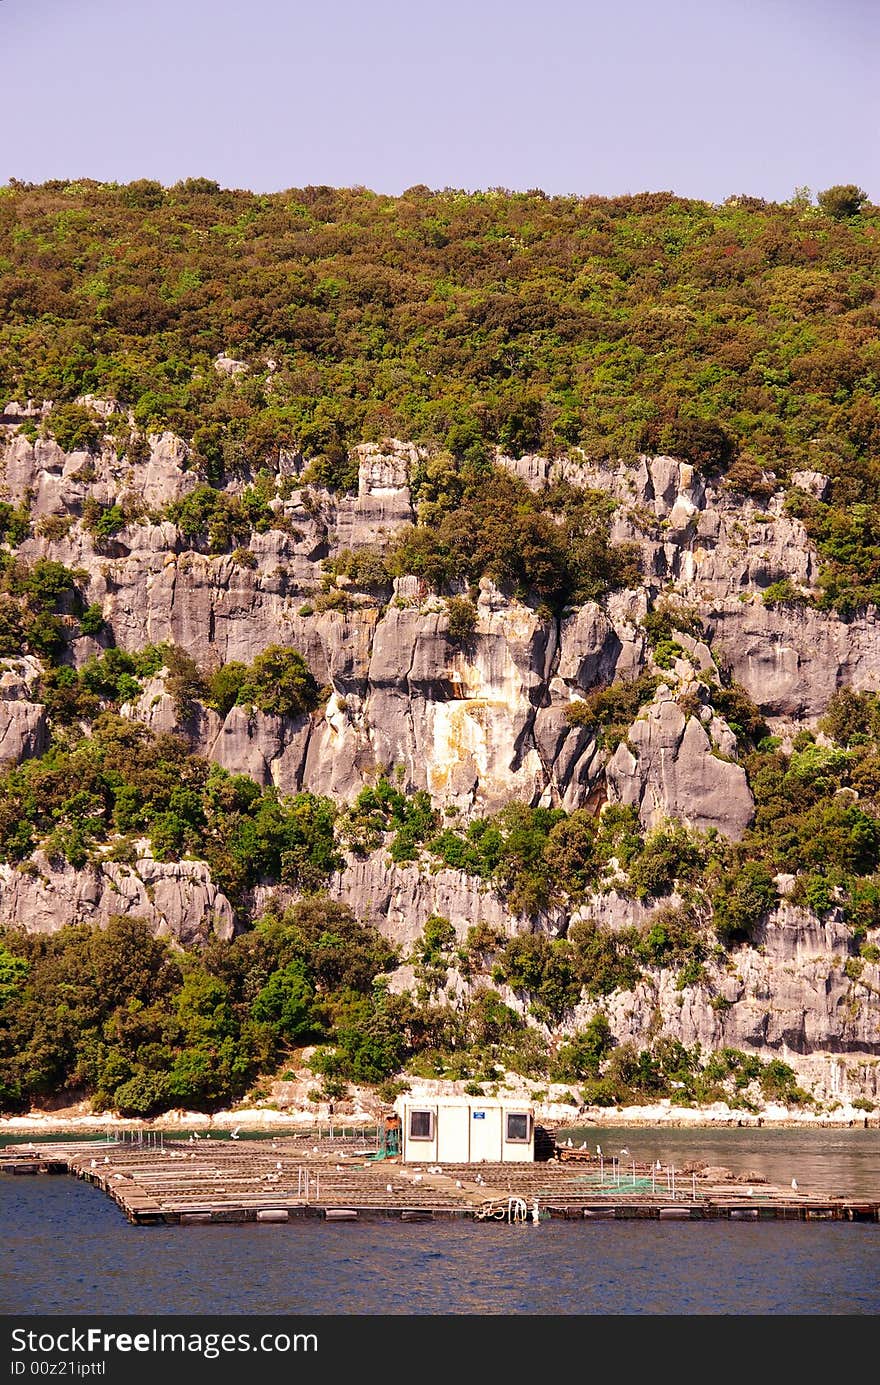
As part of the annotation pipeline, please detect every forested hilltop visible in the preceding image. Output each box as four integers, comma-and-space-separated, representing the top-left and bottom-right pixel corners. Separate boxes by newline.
1, 180, 877, 482
0, 178, 879, 1122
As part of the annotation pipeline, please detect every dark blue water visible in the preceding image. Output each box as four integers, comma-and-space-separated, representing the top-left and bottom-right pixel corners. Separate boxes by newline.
2, 1162, 879, 1315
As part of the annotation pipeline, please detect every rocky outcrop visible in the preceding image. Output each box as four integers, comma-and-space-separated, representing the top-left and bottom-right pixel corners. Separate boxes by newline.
706, 600, 880, 718
0, 851, 234, 947
328, 854, 524, 950
605, 685, 754, 838
583, 903, 879, 1068
0, 658, 47, 768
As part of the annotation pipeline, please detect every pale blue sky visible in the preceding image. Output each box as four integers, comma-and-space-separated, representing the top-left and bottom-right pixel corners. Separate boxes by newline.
1, 0, 876, 202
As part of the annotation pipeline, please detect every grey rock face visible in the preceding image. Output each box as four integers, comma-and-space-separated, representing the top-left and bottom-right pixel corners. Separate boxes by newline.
605, 686, 754, 839
0, 852, 234, 947
327, 853, 522, 950
707, 601, 880, 717
0, 657, 47, 767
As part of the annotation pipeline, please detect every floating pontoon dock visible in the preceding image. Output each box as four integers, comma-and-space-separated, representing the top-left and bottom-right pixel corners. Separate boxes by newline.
2, 1135, 878, 1225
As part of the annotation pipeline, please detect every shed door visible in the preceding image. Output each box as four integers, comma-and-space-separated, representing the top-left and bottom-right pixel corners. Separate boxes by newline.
469, 1106, 502, 1162
437, 1105, 470, 1163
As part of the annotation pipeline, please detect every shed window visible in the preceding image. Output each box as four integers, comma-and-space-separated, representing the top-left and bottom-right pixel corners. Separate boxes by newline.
506, 1112, 530, 1143
409, 1109, 435, 1140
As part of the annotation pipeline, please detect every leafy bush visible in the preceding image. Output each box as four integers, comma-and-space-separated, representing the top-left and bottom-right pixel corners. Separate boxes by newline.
445, 595, 478, 643
43, 404, 102, 452
565, 672, 660, 749
711, 860, 777, 944
762, 578, 808, 608
233, 645, 320, 719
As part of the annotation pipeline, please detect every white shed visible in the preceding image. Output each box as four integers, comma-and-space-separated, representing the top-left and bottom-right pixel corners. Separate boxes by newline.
394, 1095, 535, 1163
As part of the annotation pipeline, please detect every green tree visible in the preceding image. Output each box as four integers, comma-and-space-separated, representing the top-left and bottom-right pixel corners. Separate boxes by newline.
817, 184, 869, 220
236, 645, 320, 718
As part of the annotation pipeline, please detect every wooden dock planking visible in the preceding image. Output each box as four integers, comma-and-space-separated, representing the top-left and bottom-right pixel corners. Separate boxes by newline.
2, 1140, 878, 1225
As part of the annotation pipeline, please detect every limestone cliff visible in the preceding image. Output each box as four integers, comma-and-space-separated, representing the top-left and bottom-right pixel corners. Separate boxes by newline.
1, 420, 878, 1107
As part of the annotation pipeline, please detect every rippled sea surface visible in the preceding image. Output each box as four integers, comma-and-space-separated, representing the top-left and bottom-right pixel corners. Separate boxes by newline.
3, 1125, 880, 1316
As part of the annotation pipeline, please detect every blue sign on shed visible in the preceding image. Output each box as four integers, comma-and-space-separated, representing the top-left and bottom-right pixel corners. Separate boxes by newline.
473, 1111, 485, 1120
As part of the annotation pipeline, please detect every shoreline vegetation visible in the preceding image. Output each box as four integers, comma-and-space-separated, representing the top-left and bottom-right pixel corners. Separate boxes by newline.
2, 1086, 878, 1139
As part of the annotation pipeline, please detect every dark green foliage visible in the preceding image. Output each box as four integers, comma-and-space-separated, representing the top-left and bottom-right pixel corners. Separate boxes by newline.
493, 932, 581, 1024
445, 595, 478, 643
203, 661, 249, 718
300, 447, 359, 496
82, 499, 127, 539
43, 403, 103, 452
341, 777, 439, 862
564, 671, 660, 749
542, 811, 599, 903
431, 802, 567, 914
233, 645, 321, 719
279, 896, 399, 995
711, 860, 777, 944
758, 1057, 811, 1105
78, 603, 105, 637
324, 547, 391, 592
417, 914, 456, 968
165, 483, 277, 553
250, 960, 316, 1044
567, 918, 642, 996
642, 603, 702, 647
784, 489, 880, 617
819, 688, 880, 747
0, 501, 31, 545
627, 827, 706, 902
634, 905, 706, 969
705, 677, 769, 749
389, 461, 640, 610
817, 185, 869, 220
0, 556, 88, 660
462, 987, 525, 1049
2, 181, 878, 608
642, 603, 701, 670
38, 644, 165, 723
5, 181, 875, 484
0, 716, 342, 903
762, 578, 808, 608
317, 990, 409, 1083
0, 892, 400, 1114
550, 1014, 614, 1081
642, 415, 736, 472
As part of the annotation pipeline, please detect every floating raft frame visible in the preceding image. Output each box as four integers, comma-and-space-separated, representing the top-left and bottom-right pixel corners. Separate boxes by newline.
2, 1138, 878, 1226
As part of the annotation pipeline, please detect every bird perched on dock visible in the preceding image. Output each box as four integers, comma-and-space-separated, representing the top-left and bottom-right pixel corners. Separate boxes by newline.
791, 1178, 799, 1191
620, 1147, 629, 1157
